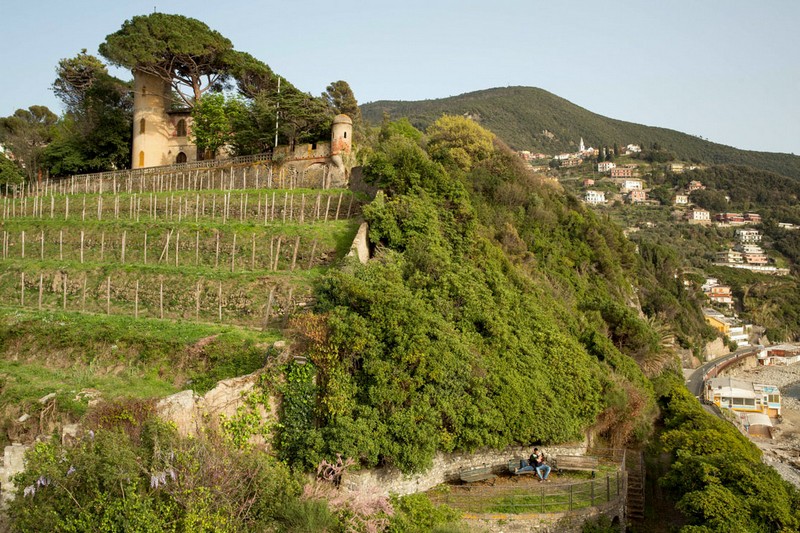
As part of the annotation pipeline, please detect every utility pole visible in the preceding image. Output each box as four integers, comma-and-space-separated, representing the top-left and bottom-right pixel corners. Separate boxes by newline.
274, 77, 281, 148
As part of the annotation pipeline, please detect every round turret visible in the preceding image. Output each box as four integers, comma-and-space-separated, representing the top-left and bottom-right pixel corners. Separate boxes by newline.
331, 114, 353, 156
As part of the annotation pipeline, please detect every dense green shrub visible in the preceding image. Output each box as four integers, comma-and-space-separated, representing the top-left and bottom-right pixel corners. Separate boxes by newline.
278, 119, 658, 473
657, 378, 800, 532
7, 416, 304, 532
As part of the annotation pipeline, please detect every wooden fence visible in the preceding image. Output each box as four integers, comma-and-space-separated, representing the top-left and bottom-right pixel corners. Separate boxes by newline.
1, 190, 358, 226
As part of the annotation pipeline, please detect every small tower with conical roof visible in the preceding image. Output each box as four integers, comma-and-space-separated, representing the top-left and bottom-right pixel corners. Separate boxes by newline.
331, 114, 353, 156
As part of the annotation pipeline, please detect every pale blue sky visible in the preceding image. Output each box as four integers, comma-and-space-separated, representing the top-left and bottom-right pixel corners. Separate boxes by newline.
2, 0, 798, 154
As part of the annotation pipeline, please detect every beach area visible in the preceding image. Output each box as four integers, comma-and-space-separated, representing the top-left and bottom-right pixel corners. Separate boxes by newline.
728, 363, 800, 488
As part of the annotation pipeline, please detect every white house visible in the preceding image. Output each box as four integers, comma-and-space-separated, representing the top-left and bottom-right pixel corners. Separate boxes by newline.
674, 194, 689, 205
620, 179, 643, 191
584, 190, 606, 205
597, 161, 616, 172
688, 209, 711, 225
735, 229, 762, 243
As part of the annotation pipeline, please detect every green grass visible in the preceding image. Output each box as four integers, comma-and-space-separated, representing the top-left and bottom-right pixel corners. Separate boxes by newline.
0, 308, 283, 433
428, 473, 622, 515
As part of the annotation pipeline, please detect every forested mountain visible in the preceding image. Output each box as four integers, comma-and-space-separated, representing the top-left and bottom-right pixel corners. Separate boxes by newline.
361, 86, 800, 180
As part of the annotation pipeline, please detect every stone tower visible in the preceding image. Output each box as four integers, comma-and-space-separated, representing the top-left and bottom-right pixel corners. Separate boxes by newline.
131, 70, 195, 169
330, 114, 353, 179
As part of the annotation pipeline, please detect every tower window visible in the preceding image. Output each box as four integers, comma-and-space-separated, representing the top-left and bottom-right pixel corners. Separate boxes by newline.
139, 118, 146, 134
138, 151, 145, 167
176, 119, 187, 137
343, 131, 347, 139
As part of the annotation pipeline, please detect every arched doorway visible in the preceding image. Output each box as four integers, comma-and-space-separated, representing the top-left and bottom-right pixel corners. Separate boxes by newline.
176, 152, 187, 164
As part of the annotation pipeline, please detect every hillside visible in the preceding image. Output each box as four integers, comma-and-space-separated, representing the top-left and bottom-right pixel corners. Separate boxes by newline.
3, 117, 800, 532
361, 86, 800, 180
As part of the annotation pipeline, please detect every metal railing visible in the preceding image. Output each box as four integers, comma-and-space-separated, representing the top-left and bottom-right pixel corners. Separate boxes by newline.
431, 471, 624, 515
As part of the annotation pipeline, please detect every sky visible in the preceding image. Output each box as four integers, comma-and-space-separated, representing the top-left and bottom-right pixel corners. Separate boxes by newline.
2, 0, 798, 154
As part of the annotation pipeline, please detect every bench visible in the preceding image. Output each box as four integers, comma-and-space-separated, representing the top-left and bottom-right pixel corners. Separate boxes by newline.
553, 455, 599, 478
459, 465, 497, 483
507, 458, 536, 475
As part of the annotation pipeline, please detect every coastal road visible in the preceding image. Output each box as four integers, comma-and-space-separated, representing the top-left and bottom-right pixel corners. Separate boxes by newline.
686, 347, 760, 397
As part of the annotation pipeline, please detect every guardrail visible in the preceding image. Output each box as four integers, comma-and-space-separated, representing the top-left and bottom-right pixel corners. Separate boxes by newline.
702, 349, 759, 381
431, 471, 624, 515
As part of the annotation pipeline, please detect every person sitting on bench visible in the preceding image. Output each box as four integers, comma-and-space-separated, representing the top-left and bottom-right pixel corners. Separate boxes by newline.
532, 448, 551, 482
514, 447, 550, 481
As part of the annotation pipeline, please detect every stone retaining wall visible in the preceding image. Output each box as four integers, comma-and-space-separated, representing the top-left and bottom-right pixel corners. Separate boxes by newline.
343, 443, 587, 497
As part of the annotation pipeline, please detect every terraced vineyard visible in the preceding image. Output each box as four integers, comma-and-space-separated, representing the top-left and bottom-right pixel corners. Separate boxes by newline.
0, 160, 364, 329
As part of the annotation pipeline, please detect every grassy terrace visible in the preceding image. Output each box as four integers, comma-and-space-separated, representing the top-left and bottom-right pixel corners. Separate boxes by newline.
0, 172, 367, 446
427, 469, 623, 515
0, 307, 284, 445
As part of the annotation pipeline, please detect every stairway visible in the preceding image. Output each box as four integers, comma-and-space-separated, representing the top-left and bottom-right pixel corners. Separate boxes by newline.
625, 449, 645, 522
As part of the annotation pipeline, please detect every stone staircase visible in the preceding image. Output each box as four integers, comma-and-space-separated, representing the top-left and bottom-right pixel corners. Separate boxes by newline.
626, 449, 645, 523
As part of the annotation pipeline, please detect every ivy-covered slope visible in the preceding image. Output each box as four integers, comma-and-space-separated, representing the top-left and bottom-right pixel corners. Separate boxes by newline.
280, 118, 666, 473
361, 87, 800, 180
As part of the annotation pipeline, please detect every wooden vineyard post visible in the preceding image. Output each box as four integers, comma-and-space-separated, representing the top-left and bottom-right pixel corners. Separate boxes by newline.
50, 195, 54, 219
143, 232, 148, 264
175, 231, 180, 267
324, 195, 331, 222
63, 274, 68, 310
160, 281, 164, 319
282, 193, 287, 223
59, 230, 63, 260
100, 232, 105, 261
251, 234, 256, 270
308, 239, 317, 270
121, 231, 127, 264
218, 282, 222, 322
271, 192, 276, 222
273, 236, 282, 271
215, 231, 220, 268
40, 230, 44, 260
231, 233, 237, 272
80, 231, 84, 263
38, 274, 43, 310
195, 231, 200, 265
315, 193, 321, 220
65, 196, 69, 220
82, 195, 86, 222
135, 280, 139, 318
20, 272, 25, 306
291, 236, 300, 271
21, 231, 25, 259
222, 193, 227, 225
160, 230, 172, 264
195, 281, 201, 319
106, 276, 111, 315
347, 195, 353, 218
81, 275, 87, 310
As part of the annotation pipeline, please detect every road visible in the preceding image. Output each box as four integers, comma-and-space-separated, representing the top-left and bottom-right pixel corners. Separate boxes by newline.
685, 346, 760, 397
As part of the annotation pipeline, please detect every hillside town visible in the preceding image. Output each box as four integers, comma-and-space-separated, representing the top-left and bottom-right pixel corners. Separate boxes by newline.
517, 140, 800, 490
